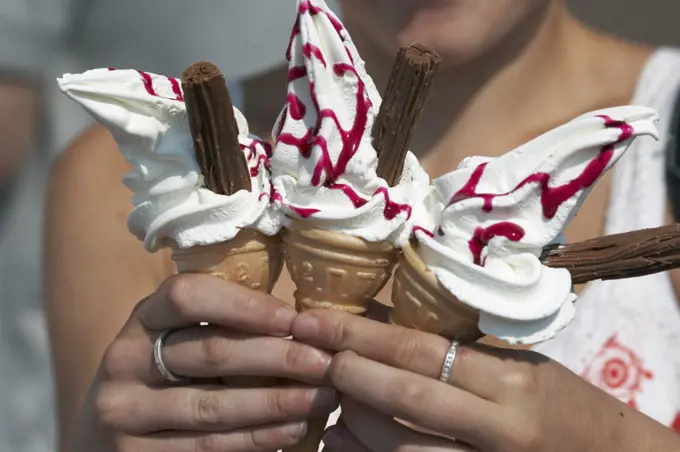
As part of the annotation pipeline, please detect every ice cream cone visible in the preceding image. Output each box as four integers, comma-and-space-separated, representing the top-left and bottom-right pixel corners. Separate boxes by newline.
172, 228, 285, 387
390, 241, 484, 343
283, 220, 399, 315
282, 220, 398, 452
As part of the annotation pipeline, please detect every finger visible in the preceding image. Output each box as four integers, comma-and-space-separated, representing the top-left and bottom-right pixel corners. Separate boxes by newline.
328, 350, 503, 447
159, 327, 331, 384
97, 383, 338, 434
293, 309, 511, 400
118, 422, 307, 451
339, 398, 478, 452
102, 326, 332, 387
136, 273, 297, 335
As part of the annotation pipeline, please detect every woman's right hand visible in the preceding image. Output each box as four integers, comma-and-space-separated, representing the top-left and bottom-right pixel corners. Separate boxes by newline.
70, 273, 337, 452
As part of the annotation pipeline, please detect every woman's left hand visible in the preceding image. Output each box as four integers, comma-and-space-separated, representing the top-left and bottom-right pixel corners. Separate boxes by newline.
292, 308, 679, 452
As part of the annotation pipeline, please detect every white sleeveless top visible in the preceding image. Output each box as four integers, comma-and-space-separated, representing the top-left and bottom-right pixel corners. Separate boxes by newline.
535, 47, 680, 432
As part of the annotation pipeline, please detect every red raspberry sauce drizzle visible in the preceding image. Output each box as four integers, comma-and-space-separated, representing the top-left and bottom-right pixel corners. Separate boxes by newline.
277, 0, 411, 222
241, 140, 273, 178
107, 68, 184, 102
413, 226, 435, 238
446, 115, 633, 266
240, 143, 256, 161
260, 181, 284, 202
469, 222, 526, 266
241, 140, 276, 199
249, 154, 271, 177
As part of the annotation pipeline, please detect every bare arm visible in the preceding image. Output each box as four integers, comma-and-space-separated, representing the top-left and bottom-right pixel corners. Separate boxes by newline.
43, 125, 175, 449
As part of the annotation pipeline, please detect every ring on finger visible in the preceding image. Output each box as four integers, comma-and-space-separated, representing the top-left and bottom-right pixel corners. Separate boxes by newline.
154, 329, 189, 384
439, 340, 459, 383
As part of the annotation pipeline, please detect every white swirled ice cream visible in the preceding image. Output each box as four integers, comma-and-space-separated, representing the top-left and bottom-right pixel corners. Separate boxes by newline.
270, 0, 429, 246
58, 68, 281, 252
411, 106, 659, 345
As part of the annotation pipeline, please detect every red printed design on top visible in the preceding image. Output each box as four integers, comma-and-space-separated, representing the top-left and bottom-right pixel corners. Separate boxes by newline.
581, 335, 653, 408
275, 0, 411, 221
444, 116, 633, 267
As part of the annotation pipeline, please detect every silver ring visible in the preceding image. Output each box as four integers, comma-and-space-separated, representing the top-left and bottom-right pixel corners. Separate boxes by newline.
153, 329, 188, 384
439, 340, 459, 383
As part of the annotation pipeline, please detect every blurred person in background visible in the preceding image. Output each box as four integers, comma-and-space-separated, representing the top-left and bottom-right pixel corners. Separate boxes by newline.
45, 0, 680, 451
0, 1, 320, 451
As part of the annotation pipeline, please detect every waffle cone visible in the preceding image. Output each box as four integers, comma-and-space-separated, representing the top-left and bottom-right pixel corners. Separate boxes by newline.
171, 229, 284, 387
390, 241, 483, 343
172, 229, 284, 293
282, 220, 398, 452
283, 220, 398, 314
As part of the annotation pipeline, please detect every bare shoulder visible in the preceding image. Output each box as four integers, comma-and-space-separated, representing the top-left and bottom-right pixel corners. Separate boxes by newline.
582, 28, 654, 106
47, 124, 174, 285
45, 123, 175, 332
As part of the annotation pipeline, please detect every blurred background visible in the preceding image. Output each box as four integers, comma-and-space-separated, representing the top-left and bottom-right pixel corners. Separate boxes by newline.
572, 0, 680, 47
0, 0, 677, 451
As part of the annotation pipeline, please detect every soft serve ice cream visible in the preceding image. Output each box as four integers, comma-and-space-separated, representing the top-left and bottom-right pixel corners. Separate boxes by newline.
270, 0, 429, 246
58, 68, 281, 252
412, 106, 659, 344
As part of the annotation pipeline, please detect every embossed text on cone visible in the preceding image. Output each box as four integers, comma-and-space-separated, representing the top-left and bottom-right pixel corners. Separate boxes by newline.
172, 229, 284, 294
284, 220, 398, 314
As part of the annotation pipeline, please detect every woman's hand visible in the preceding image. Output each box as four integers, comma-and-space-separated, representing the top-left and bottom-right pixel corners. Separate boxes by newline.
293, 309, 680, 452
71, 274, 339, 452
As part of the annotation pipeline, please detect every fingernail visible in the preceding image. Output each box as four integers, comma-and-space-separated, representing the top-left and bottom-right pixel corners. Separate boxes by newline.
294, 313, 320, 339
281, 421, 307, 440
311, 387, 339, 414
274, 306, 297, 333
323, 428, 344, 449
301, 348, 332, 373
